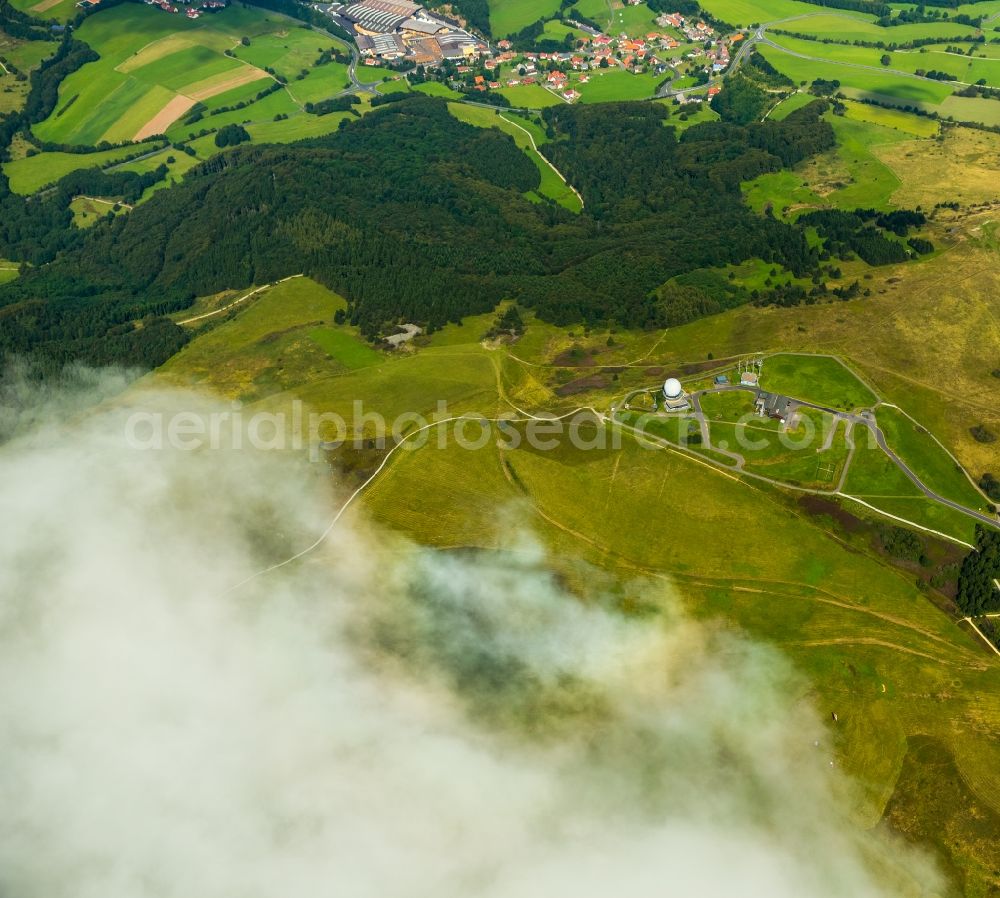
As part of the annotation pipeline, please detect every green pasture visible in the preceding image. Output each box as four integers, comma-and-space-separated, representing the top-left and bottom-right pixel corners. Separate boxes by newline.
541, 19, 587, 42
699, 0, 871, 26
603, 2, 659, 37
497, 83, 563, 108
0, 35, 55, 72
489, 0, 562, 37
0, 263, 19, 285
853, 495, 978, 544
839, 99, 939, 137
768, 90, 818, 120
167, 88, 299, 142
576, 69, 661, 102
30, 4, 281, 146
938, 94, 1000, 125
411, 80, 463, 99
2, 143, 163, 194
9, 0, 78, 23
158, 277, 357, 401
743, 112, 908, 216
308, 327, 383, 369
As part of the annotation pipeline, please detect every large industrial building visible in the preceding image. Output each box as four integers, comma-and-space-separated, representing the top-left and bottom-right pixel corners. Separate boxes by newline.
332, 0, 481, 63
343, 0, 422, 33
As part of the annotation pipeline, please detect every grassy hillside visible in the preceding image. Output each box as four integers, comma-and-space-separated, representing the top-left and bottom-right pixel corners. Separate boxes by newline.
150, 280, 1000, 893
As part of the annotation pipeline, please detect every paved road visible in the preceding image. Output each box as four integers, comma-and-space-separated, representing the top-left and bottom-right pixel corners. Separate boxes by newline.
615, 383, 999, 532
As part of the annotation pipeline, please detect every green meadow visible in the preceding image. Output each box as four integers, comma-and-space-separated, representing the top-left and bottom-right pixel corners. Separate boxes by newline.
2, 143, 159, 195
699, 0, 871, 26
779, 12, 980, 43
9, 0, 79, 23
576, 69, 661, 103
744, 111, 910, 217
497, 82, 563, 108
411, 81, 464, 99
839, 99, 939, 137
768, 90, 818, 120
761, 354, 877, 411
488, 0, 562, 37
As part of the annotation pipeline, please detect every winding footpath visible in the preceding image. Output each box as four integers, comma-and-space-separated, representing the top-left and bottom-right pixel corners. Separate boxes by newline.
498, 113, 584, 209
177, 274, 303, 325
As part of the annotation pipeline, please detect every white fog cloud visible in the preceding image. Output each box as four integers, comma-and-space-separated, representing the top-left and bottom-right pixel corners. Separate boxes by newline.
0, 376, 941, 898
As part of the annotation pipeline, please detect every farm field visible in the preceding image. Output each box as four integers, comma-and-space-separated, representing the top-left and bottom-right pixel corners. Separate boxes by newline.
601, 2, 660, 38
778, 13, 980, 43
541, 19, 587, 42
0, 262, 18, 285
165, 87, 301, 143
29, 4, 287, 147
411, 80, 463, 99
497, 82, 563, 108
938, 93, 1000, 126
9, 0, 78, 22
839, 99, 939, 137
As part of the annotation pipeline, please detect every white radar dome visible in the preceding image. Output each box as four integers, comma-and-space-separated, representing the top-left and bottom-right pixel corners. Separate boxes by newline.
663, 377, 683, 399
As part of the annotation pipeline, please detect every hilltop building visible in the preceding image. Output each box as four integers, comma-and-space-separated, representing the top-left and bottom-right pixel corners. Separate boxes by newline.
755, 392, 791, 422
662, 377, 691, 411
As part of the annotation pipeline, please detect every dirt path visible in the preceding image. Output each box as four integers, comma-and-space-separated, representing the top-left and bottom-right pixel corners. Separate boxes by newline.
178, 274, 303, 325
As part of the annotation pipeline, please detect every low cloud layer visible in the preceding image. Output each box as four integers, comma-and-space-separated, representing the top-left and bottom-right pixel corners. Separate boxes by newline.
0, 377, 940, 898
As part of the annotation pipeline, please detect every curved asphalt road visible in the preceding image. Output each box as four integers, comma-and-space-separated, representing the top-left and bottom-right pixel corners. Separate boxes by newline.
616, 383, 998, 530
